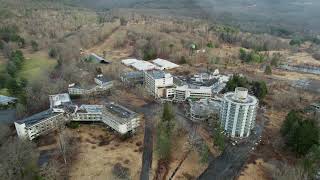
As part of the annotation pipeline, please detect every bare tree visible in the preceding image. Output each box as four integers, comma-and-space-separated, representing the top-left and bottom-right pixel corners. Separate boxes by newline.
40, 159, 60, 180
58, 127, 77, 165
0, 137, 39, 180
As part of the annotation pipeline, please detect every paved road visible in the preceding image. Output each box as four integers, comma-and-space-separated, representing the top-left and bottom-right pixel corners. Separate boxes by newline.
136, 102, 159, 180
198, 109, 266, 180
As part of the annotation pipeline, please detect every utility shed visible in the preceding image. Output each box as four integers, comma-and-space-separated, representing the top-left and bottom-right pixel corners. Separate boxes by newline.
89, 53, 111, 64
152, 58, 180, 70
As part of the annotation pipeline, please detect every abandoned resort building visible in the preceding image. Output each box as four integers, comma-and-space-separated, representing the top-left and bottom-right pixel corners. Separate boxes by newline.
15, 93, 141, 140
121, 57, 260, 138
13, 56, 260, 141
68, 74, 113, 95
220, 87, 258, 138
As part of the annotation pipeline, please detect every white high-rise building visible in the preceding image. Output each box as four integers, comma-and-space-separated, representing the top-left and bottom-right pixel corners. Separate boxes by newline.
220, 87, 258, 138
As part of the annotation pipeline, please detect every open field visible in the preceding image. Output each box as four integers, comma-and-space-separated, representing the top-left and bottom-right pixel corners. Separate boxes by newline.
69, 125, 144, 180
18, 51, 57, 81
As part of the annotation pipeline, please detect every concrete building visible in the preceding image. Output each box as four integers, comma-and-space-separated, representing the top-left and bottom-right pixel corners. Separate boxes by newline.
189, 98, 221, 122
120, 71, 144, 86
102, 102, 140, 134
14, 110, 66, 140
72, 105, 103, 121
68, 75, 113, 95
175, 85, 212, 102
71, 103, 141, 134
49, 93, 71, 113
220, 87, 258, 138
144, 70, 175, 98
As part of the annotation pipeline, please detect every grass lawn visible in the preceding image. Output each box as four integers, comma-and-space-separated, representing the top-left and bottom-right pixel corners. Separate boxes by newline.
18, 51, 57, 81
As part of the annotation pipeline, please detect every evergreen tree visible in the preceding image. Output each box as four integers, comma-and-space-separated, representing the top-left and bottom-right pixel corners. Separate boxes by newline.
264, 65, 272, 75
251, 81, 268, 100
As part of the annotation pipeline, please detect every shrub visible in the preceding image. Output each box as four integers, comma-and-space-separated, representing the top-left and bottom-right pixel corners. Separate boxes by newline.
312, 52, 320, 60
179, 56, 187, 64
207, 42, 214, 48
112, 163, 130, 179
31, 40, 38, 51
48, 48, 57, 58
264, 65, 272, 75
66, 122, 80, 129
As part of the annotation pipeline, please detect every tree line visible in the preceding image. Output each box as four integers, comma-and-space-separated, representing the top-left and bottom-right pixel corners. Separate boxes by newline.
281, 110, 320, 179
225, 75, 268, 101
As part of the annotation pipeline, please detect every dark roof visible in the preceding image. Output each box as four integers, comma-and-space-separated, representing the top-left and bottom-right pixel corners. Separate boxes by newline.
90, 53, 111, 64
95, 75, 112, 83
16, 109, 60, 126
105, 103, 136, 119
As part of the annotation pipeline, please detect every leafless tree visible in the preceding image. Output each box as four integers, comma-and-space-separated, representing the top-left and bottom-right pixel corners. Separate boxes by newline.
40, 159, 60, 180
58, 127, 78, 165
0, 137, 39, 180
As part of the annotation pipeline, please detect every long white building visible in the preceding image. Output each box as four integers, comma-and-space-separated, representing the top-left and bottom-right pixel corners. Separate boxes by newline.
220, 87, 258, 138
14, 110, 67, 140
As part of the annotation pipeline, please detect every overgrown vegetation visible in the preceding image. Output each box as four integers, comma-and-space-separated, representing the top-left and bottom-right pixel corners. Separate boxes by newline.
280, 110, 320, 178
0, 26, 25, 48
239, 48, 267, 63
0, 50, 27, 104
281, 110, 319, 156
225, 75, 268, 101
0, 124, 40, 180
199, 143, 210, 164
156, 102, 176, 161
212, 121, 225, 152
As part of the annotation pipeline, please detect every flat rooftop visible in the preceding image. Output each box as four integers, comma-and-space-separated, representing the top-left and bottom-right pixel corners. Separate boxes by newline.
105, 103, 136, 119
77, 105, 103, 114
95, 75, 112, 83
146, 70, 171, 79
16, 109, 60, 126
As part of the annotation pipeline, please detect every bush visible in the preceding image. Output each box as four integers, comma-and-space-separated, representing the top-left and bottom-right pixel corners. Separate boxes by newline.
264, 65, 272, 75
48, 48, 57, 58
112, 163, 130, 179
31, 40, 38, 51
239, 48, 266, 63
312, 52, 320, 60
199, 144, 210, 164
179, 56, 187, 64
66, 122, 80, 129
290, 38, 303, 46
206, 42, 214, 48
